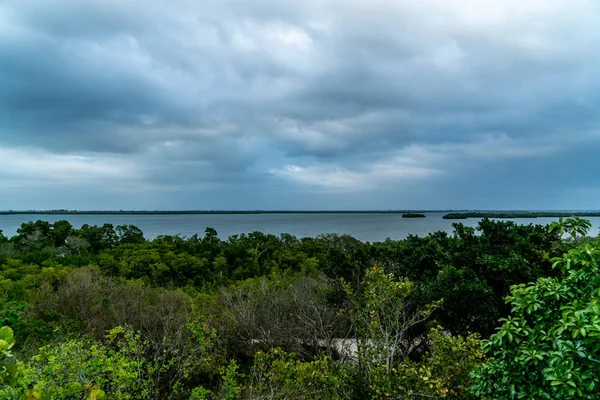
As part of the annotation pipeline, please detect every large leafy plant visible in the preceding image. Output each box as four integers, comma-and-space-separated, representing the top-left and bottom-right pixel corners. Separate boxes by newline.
0, 326, 16, 385
471, 236, 600, 399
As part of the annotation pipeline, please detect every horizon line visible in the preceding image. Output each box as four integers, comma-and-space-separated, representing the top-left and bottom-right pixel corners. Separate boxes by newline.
2, 209, 600, 214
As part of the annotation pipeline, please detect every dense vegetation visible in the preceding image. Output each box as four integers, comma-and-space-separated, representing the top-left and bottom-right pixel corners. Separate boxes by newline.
443, 212, 600, 219
0, 217, 597, 398
402, 213, 426, 218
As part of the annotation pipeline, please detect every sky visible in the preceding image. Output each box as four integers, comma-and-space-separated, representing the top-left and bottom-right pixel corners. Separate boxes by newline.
1, 0, 600, 210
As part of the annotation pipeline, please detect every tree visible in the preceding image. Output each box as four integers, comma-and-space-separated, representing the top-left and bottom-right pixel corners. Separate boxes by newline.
395, 326, 484, 399
344, 266, 440, 398
75, 224, 118, 253
471, 240, 600, 399
49, 220, 73, 247
549, 216, 593, 241
7, 327, 150, 399
216, 273, 344, 360
116, 225, 145, 245
31, 267, 224, 397
370, 219, 561, 338
12, 221, 53, 252
300, 234, 370, 288
246, 348, 343, 399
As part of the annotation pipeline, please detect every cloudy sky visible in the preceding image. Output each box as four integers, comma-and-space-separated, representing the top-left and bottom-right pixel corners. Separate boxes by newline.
1, 0, 600, 210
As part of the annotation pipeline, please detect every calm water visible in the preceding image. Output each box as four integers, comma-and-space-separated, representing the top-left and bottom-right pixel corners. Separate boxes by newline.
1, 213, 599, 242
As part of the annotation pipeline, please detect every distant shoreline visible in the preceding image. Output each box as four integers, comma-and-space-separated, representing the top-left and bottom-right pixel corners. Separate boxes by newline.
0, 210, 451, 215
0, 210, 449, 215
1, 210, 599, 218
442, 212, 600, 219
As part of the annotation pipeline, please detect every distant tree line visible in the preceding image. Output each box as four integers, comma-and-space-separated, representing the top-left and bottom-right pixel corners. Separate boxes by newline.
443, 211, 600, 219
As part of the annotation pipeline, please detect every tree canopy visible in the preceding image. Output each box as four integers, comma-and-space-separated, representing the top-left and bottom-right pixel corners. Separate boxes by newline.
0, 217, 594, 398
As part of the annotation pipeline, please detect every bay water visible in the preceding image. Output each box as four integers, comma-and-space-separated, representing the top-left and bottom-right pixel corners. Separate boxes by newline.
1, 213, 599, 242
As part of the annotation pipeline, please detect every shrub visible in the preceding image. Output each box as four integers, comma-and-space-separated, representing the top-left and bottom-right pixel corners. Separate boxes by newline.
471, 241, 600, 399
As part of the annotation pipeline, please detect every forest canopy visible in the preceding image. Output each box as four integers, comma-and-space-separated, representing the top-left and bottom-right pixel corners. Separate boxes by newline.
0, 217, 597, 399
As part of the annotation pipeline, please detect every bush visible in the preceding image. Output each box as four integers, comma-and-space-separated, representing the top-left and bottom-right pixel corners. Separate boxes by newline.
246, 348, 343, 399
471, 242, 600, 399
8, 327, 152, 399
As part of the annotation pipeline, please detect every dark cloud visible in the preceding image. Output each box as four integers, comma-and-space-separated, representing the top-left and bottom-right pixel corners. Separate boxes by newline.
1, 0, 600, 209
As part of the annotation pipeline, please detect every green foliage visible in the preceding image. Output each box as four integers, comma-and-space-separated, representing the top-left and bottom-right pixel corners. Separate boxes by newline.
344, 266, 441, 398
398, 327, 484, 399
31, 267, 225, 397
0, 218, 579, 398
2, 218, 561, 340
168, 321, 225, 397
402, 213, 426, 218
0, 302, 26, 334
0, 326, 16, 385
9, 327, 155, 399
247, 348, 343, 399
219, 359, 242, 400
0, 301, 58, 352
115, 224, 145, 245
0, 319, 222, 399
74, 223, 118, 253
471, 240, 600, 399
444, 211, 600, 219
549, 216, 593, 240
302, 234, 370, 287
190, 385, 211, 400
370, 219, 561, 337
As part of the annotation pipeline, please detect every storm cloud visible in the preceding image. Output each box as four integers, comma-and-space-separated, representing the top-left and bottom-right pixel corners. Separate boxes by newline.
1, 0, 600, 210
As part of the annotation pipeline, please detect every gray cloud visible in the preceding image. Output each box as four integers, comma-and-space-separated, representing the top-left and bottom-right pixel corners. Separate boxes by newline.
1, 0, 600, 210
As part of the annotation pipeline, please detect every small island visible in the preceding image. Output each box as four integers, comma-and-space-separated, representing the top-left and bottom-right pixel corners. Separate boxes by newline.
402, 213, 426, 218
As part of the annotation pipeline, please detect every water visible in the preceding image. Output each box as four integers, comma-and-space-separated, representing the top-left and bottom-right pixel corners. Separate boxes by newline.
1, 213, 599, 242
